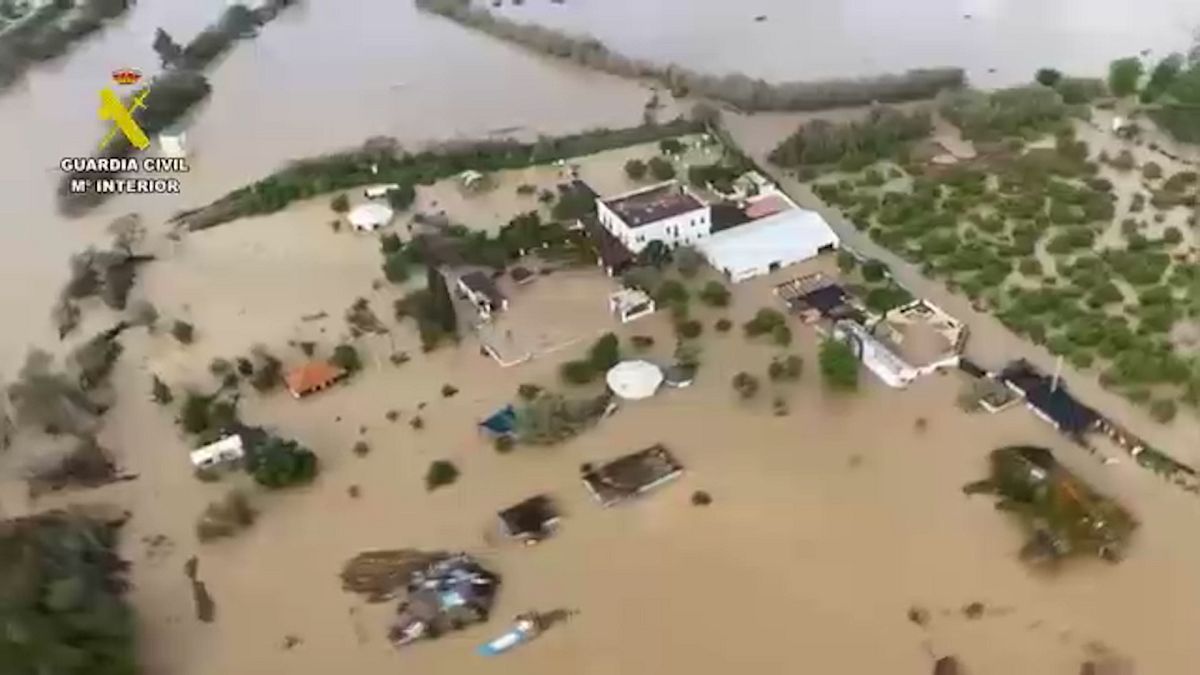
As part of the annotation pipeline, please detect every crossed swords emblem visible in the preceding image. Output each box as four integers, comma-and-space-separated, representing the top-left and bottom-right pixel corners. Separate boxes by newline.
98, 86, 152, 151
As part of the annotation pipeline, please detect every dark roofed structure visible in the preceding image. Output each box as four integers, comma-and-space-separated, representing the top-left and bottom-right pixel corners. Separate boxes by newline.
710, 202, 752, 233
459, 271, 506, 311
603, 182, 705, 228
581, 214, 635, 275
581, 444, 684, 507
999, 360, 1100, 437
497, 495, 560, 543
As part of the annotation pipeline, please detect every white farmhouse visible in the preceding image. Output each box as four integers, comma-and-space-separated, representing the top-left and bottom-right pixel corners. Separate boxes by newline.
596, 181, 710, 254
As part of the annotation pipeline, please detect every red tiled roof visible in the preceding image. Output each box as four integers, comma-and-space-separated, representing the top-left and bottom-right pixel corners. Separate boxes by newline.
744, 195, 791, 220
285, 361, 345, 397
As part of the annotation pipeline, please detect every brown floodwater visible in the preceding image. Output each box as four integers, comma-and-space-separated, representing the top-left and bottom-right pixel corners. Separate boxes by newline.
2, 0, 1199, 371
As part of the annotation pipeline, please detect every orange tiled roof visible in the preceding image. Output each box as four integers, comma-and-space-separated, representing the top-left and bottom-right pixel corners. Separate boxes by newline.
284, 361, 345, 396
744, 195, 790, 220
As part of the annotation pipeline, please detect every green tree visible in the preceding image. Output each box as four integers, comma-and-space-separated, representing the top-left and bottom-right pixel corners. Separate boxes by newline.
379, 233, 402, 254
637, 240, 671, 269
861, 259, 887, 282
819, 339, 860, 391
768, 354, 804, 382
588, 332, 621, 371
426, 267, 458, 335
647, 156, 676, 181
153, 27, 184, 66
386, 184, 416, 210
675, 245, 704, 278
330, 193, 350, 213
836, 250, 857, 273
560, 360, 597, 385
699, 280, 731, 307
624, 159, 647, 180
659, 138, 685, 154
1108, 57, 1144, 97
425, 460, 459, 491
732, 372, 760, 399
331, 344, 361, 373
1035, 68, 1062, 87
382, 252, 410, 283
151, 375, 173, 405
1142, 54, 1183, 102
171, 320, 195, 344
247, 436, 318, 488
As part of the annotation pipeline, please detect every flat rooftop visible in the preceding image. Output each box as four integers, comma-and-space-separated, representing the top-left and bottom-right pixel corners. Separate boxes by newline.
603, 182, 706, 228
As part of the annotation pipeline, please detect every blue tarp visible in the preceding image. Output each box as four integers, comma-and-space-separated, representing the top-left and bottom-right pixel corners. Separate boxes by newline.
480, 405, 517, 435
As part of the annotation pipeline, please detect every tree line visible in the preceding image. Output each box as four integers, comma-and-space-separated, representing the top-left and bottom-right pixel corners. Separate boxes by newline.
175, 115, 707, 230
1106, 45, 1200, 143
768, 105, 932, 168
413, 0, 963, 112
56, 0, 298, 215
0, 0, 131, 91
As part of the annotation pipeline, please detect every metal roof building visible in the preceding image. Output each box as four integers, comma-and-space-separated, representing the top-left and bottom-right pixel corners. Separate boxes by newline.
697, 207, 839, 283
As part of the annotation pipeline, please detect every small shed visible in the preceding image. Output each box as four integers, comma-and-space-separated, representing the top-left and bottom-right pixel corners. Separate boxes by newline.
609, 288, 655, 323
364, 183, 400, 199
190, 435, 244, 469
348, 203, 395, 231
497, 495, 560, 544
284, 361, 346, 399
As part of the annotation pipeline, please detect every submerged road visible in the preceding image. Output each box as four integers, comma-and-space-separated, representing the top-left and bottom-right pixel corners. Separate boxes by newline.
722, 113, 1200, 465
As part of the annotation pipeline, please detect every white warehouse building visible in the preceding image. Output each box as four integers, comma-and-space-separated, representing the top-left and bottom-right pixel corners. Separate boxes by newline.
596, 181, 711, 254
697, 206, 839, 283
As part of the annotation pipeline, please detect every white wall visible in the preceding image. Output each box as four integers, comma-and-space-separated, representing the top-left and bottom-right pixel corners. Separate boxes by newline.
596, 200, 711, 254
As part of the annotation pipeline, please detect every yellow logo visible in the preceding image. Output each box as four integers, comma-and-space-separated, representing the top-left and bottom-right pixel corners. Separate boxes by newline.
98, 87, 151, 151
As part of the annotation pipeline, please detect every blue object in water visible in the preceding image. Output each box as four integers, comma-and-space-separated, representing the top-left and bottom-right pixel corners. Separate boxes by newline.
480, 405, 517, 435
478, 627, 527, 656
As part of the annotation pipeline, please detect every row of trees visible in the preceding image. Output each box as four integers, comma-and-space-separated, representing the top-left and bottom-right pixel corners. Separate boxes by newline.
937, 85, 1070, 141
1106, 48, 1200, 142
179, 118, 706, 230
414, 0, 963, 112
0, 0, 130, 90
768, 105, 933, 168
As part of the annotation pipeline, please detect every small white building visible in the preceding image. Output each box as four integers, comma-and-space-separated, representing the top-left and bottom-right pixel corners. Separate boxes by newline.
697, 207, 839, 283
833, 320, 918, 389
363, 183, 400, 199
609, 288, 655, 323
595, 181, 711, 254
348, 203, 394, 231
190, 435, 244, 469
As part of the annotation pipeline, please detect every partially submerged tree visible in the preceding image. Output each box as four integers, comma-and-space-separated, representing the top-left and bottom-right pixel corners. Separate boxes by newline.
246, 435, 318, 488
819, 338, 860, 391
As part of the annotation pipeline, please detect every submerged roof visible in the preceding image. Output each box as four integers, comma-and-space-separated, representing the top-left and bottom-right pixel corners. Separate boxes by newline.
582, 444, 684, 506
498, 495, 559, 538
603, 182, 706, 228
459, 271, 506, 307
284, 361, 345, 396
999, 360, 1100, 435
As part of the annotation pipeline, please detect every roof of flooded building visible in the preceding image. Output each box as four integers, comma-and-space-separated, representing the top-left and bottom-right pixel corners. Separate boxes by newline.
459, 271, 506, 307
603, 182, 706, 228
284, 361, 345, 397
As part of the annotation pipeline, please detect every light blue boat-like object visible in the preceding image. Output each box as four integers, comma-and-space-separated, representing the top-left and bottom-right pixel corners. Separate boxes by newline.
477, 618, 538, 656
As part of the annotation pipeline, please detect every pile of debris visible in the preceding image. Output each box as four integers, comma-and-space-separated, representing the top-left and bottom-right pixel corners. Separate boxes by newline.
340, 549, 448, 603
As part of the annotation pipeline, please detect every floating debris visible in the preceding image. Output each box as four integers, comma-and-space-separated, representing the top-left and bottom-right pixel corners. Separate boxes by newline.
341, 549, 448, 603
